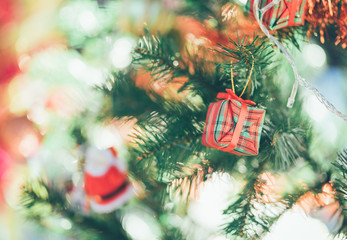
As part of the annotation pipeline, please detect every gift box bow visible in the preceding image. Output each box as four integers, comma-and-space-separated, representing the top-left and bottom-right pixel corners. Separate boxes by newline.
217, 89, 256, 106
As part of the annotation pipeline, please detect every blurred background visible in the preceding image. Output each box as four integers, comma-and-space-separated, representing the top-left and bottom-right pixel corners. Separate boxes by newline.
0, 0, 346, 239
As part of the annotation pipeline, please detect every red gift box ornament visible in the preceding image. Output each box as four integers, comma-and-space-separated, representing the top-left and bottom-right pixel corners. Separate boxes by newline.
202, 62, 265, 156
247, 0, 308, 30
84, 147, 133, 213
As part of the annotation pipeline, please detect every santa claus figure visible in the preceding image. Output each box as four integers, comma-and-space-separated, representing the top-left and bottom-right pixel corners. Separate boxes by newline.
84, 147, 133, 213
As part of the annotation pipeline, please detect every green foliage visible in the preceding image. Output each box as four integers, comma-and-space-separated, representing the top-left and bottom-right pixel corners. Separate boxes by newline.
332, 149, 347, 235
180, 0, 230, 21
102, 72, 166, 120
20, 179, 129, 240
134, 28, 221, 103
215, 35, 274, 97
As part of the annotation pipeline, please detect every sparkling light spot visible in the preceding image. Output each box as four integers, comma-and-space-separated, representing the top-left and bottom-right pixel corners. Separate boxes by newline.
264, 207, 333, 240
188, 172, 236, 230
68, 58, 86, 79
110, 37, 135, 69
19, 134, 40, 158
303, 44, 326, 68
122, 213, 159, 240
79, 11, 98, 34
60, 219, 72, 230
237, 0, 248, 5
92, 127, 118, 149
304, 95, 328, 122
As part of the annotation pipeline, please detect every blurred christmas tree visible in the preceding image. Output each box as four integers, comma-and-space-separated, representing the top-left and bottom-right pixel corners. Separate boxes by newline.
1, 0, 346, 239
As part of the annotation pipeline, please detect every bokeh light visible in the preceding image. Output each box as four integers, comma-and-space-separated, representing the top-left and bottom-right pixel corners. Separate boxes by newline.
188, 172, 236, 230
110, 37, 136, 69
78, 10, 99, 35
122, 209, 161, 240
264, 207, 334, 240
303, 44, 327, 68
60, 218, 72, 230
304, 95, 329, 122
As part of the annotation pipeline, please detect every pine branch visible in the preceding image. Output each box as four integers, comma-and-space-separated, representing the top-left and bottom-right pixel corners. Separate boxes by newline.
180, 0, 230, 22
223, 165, 269, 239
167, 163, 211, 202
332, 148, 347, 235
20, 179, 129, 240
222, 160, 285, 239
274, 26, 306, 50
223, 160, 332, 239
101, 72, 166, 120
261, 116, 311, 170
134, 29, 223, 103
215, 35, 274, 98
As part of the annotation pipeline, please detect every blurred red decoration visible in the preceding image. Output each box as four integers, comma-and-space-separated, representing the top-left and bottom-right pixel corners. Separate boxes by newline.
0, 148, 11, 182
175, 16, 229, 48
309, 201, 344, 234
0, 0, 20, 84
297, 182, 344, 234
84, 147, 133, 213
306, 0, 347, 48
223, 4, 262, 37
255, 172, 281, 203
0, 0, 17, 25
135, 69, 188, 100
247, 0, 307, 30
0, 114, 42, 162
0, 147, 11, 206
0, 53, 19, 84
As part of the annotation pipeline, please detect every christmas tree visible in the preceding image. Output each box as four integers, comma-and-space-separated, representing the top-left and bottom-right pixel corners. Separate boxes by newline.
0, 0, 346, 239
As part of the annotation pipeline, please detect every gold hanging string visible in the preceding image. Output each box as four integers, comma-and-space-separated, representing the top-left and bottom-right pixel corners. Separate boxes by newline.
230, 60, 235, 93
230, 54, 255, 98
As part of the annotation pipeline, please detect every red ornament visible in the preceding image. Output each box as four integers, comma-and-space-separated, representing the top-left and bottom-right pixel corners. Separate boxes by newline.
247, 0, 308, 30
297, 183, 344, 234
84, 147, 133, 213
0, 53, 19, 84
202, 89, 265, 156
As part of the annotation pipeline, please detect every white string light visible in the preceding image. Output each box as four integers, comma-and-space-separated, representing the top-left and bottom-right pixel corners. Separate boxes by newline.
253, 0, 347, 121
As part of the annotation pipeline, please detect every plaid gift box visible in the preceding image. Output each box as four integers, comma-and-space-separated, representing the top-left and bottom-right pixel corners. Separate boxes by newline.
247, 0, 307, 30
202, 89, 265, 156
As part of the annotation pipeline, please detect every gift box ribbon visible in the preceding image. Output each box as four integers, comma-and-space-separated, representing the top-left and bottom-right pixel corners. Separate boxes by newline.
214, 89, 255, 153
